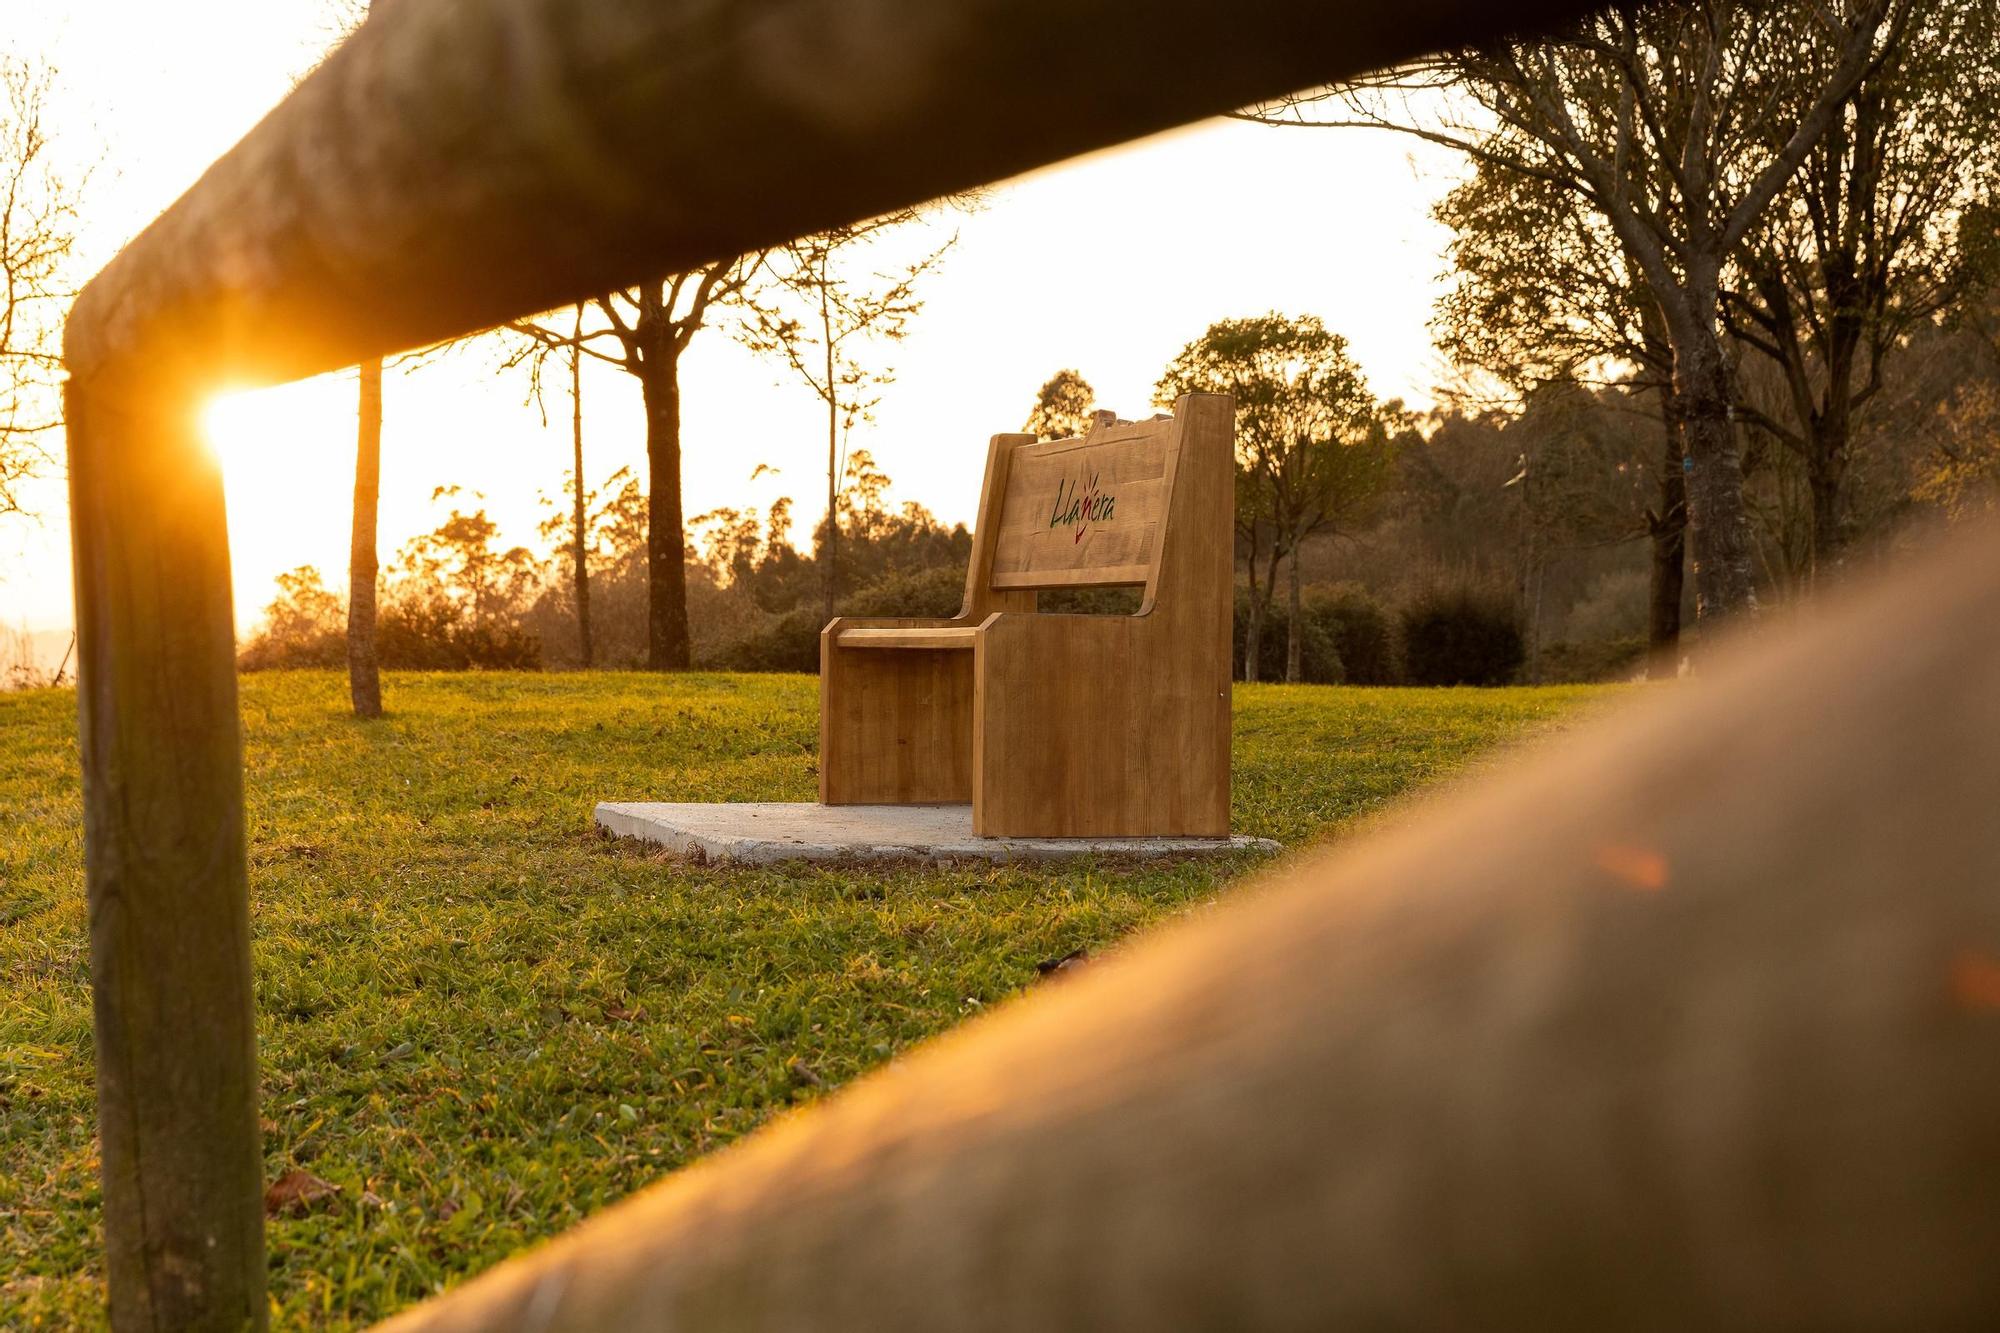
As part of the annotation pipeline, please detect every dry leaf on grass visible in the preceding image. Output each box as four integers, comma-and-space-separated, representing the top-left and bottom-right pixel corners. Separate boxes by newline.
264, 1169, 340, 1217
1034, 948, 1091, 980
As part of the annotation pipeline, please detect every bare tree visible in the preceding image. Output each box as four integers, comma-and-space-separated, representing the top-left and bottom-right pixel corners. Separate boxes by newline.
347, 356, 384, 715
505, 303, 597, 666
744, 210, 958, 626
0, 57, 79, 520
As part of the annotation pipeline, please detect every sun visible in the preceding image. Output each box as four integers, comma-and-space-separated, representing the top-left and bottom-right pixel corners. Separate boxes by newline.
200, 385, 281, 470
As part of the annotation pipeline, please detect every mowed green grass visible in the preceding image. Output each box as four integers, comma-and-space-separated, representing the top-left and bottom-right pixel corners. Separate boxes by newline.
0, 671, 1616, 1327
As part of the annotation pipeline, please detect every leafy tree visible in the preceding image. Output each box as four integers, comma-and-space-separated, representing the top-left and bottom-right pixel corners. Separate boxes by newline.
1431, 159, 1690, 678
1725, 0, 2000, 573
238, 566, 346, 670
1248, 0, 1910, 628
1024, 369, 1097, 440
1156, 314, 1397, 682
389, 490, 542, 635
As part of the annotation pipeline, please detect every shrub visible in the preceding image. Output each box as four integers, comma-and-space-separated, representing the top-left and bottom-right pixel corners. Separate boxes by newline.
237, 566, 347, 671
1537, 634, 1646, 683
1233, 590, 1343, 684
1305, 583, 1399, 685
1399, 587, 1524, 686
376, 597, 542, 670
702, 564, 969, 674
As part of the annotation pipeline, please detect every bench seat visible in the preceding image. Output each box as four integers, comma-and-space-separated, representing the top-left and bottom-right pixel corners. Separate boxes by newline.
834, 625, 980, 650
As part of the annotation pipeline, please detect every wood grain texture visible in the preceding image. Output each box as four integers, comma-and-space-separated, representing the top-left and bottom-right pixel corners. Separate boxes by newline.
819, 619, 976, 805
57, 0, 1653, 1318
988, 423, 1174, 590
62, 0, 1615, 392
974, 395, 1232, 837
65, 386, 267, 1331
834, 626, 980, 650
817, 433, 1036, 806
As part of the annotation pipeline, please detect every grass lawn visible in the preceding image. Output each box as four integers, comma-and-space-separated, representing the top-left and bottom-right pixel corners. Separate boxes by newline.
0, 671, 1616, 1327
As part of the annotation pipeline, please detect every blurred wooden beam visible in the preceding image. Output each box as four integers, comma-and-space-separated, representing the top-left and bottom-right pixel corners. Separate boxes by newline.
377, 521, 2000, 1331
64, 0, 1609, 396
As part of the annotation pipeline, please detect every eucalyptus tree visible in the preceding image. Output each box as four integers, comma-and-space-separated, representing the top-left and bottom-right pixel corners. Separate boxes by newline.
1246, 0, 1912, 627
1724, 0, 2000, 573
1431, 157, 1690, 676
1156, 314, 1396, 683
511, 257, 765, 670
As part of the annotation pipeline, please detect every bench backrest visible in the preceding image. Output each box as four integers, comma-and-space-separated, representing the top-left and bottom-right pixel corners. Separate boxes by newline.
961, 393, 1233, 620
987, 418, 1176, 591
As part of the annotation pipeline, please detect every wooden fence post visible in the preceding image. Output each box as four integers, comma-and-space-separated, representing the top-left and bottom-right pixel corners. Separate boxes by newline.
66, 378, 265, 1331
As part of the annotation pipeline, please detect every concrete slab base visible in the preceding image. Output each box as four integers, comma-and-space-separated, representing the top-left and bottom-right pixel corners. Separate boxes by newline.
595, 801, 1279, 867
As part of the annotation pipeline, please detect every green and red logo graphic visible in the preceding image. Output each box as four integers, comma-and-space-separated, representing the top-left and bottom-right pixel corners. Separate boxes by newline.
1047, 470, 1116, 543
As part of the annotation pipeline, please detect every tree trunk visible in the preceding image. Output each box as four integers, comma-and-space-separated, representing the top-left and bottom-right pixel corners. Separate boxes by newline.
1669, 290, 1759, 625
823, 403, 838, 627
1805, 375, 1852, 581
1646, 389, 1687, 680
348, 357, 383, 718
1242, 546, 1263, 685
640, 349, 691, 670
571, 307, 592, 668
1285, 545, 1303, 684
821, 305, 839, 628
1808, 453, 1845, 581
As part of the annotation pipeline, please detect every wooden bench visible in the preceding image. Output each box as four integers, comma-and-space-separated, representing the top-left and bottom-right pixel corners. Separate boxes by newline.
820, 392, 1235, 837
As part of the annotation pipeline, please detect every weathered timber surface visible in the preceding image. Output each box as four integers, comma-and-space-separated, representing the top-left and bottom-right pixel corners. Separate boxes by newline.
66, 386, 266, 1330
63, 0, 1613, 396
379, 519, 2000, 1330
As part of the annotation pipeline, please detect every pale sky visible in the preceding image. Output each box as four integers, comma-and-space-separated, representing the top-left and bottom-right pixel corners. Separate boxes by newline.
1, 1, 1467, 640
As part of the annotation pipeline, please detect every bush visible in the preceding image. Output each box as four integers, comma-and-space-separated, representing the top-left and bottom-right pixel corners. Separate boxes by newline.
1537, 634, 1646, 683
237, 566, 347, 671
1399, 587, 1524, 686
1305, 583, 1399, 685
1233, 590, 1343, 684
377, 597, 542, 670
702, 564, 969, 674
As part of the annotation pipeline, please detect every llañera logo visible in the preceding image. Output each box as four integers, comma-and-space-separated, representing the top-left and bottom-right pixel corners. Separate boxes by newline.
1048, 470, 1116, 544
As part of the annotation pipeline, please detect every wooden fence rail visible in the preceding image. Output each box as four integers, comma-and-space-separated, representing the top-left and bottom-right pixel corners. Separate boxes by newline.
64, 0, 1842, 1327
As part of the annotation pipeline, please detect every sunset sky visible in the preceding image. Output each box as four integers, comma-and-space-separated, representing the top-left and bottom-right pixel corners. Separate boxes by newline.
1, 1, 1465, 643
